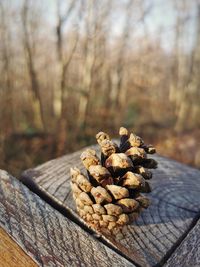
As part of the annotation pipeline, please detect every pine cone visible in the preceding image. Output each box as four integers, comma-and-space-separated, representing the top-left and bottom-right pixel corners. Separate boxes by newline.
70, 127, 157, 235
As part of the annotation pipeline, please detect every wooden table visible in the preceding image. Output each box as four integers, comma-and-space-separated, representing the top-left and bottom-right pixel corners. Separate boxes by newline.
0, 145, 200, 267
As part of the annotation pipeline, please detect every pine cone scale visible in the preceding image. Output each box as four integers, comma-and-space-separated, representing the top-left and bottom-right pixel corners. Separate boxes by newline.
70, 127, 157, 235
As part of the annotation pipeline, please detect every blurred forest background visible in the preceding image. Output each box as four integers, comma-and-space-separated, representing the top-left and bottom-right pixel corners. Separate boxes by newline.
0, 0, 200, 176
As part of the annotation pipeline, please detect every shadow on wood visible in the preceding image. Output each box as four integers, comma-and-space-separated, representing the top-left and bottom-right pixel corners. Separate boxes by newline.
20, 147, 200, 267
0, 170, 135, 267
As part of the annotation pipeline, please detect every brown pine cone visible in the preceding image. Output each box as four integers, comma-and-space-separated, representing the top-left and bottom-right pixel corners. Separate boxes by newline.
70, 127, 157, 235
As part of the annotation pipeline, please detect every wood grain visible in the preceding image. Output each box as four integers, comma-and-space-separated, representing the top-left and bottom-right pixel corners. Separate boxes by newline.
21, 146, 200, 267
164, 219, 200, 267
0, 227, 38, 267
0, 170, 135, 267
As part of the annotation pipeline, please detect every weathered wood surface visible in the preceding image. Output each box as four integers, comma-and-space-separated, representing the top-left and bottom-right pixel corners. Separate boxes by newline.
164, 219, 200, 267
0, 170, 135, 267
0, 226, 37, 267
21, 145, 200, 267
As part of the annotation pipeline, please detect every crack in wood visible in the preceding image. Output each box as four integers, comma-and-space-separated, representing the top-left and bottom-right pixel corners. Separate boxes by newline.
157, 212, 200, 267
20, 173, 142, 267
0, 170, 136, 267
19, 148, 200, 267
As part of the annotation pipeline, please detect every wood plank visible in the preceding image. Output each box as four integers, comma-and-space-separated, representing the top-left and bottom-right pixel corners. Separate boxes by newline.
164, 219, 200, 267
0, 170, 135, 267
21, 146, 200, 267
0, 227, 38, 267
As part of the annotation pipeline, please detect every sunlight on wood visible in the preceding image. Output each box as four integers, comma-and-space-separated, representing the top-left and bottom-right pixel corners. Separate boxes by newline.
0, 227, 37, 267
